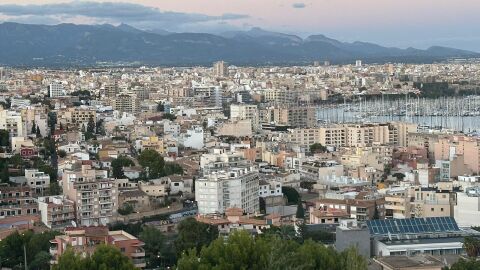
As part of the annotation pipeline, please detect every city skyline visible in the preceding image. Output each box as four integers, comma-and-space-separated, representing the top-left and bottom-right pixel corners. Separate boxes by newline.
0, 0, 479, 51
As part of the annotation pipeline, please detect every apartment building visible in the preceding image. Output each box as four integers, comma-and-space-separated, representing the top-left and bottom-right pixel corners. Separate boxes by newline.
62, 165, 118, 226
57, 107, 96, 129
213, 61, 228, 77
0, 108, 24, 137
287, 122, 417, 148
0, 186, 37, 218
112, 93, 139, 113
230, 104, 259, 131
50, 226, 146, 268
48, 82, 65, 97
263, 89, 298, 104
434, 135, 480, 174
24, 169, 50, 193
314, 193, 385, 222
300, 160, 344, 181
383, 185, 456, 219
38, 195, 75, 229
258, 179, 282, 198
196, 165, 260, 214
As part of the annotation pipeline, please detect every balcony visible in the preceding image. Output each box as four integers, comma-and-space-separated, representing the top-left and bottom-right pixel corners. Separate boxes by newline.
132, 258, 146, 268
131, 248, 145, 257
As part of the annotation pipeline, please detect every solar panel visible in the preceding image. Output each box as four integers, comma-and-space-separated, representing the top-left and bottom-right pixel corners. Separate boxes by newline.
366, 217, 461, 236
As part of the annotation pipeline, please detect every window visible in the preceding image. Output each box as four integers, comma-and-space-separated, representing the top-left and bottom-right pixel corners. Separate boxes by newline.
120, 247, 125, 252
441, 208, 444, 212
431, 208, 434, 211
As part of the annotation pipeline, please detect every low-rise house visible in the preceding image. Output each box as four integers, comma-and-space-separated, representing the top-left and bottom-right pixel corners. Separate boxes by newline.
50, 226, 146, 268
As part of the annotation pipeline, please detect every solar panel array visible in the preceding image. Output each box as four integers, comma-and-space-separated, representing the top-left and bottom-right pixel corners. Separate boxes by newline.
367, 217, 460, 236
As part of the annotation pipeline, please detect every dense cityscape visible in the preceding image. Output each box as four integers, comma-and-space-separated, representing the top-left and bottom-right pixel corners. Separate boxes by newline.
0, 59, 480, 269
1, 0, 480, 269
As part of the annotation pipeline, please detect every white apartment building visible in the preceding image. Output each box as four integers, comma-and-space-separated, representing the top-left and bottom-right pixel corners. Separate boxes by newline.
196, 166, 260, 214
258, 179, 282, 198
0, 108, 24, 137
24, 169, 50, 193
213, 61, 228, 77
49, 82, 65, 97
62, 165, 118, 226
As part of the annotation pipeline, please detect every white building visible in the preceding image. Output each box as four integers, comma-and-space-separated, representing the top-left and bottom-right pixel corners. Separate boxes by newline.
25, 169, 50, 193
259, 179, 282, 198
38, 195, 75, 229
179, 126, 204, 150
196, 166, 260, 214
0, 108, 24, 137
49, 82, 65, 97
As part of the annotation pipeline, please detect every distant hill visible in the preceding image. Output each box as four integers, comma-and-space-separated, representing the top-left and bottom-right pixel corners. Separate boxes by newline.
0, 22, 477, 67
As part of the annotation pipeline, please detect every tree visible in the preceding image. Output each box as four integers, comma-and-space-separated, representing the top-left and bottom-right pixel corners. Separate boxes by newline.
446, 258, 480, 270
157, 103, 165, 112
392, 172, 406, 181
282, 187, 300, 205
117, 203, 134, 215
177, 230, 367, 270
139, 226, 165, 268
174, 217, 219, 256
87, 115, 95, 133
310, 143, 328, 153
0, 230, 60, 269
29, 251, 51, 270
0, 129, 9, 147
162, 113, 176, 121
373, 201, 380, 220
463, 236, 480, 257
296, 201, 305, 219
31, 120, 37, 134
137, 149, 183, 180
53, 244, 137, 270
36, 125, 42, 138
49, 181, 62, 195
57, 150, 67, 158
111, 156, 135, 179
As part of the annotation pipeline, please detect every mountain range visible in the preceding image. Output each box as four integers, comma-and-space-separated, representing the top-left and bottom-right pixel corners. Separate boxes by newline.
0, 22, 477, 67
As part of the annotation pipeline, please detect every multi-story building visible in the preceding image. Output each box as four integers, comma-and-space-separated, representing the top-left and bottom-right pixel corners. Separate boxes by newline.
57, 107, 96, 129
104, 82, 118, 98
287, 122, 417, 148
383, 185, 456, 219
48, 82, 65, 97
230, 104, 259, 131
38, 195, 75, 229
0, 108, 24, 137
213, 61, 228, 77
0, 186, 37, 218
112, 93, 139, 113
50, 226, 146, 268
258, 179, 282, 198
196, 165, 260, 214
62, 165, 118, 226
24, 169, 50, 193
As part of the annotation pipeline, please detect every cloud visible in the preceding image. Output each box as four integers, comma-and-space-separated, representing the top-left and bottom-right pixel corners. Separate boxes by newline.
292, 3, 306, 9
0, 1, 249, 31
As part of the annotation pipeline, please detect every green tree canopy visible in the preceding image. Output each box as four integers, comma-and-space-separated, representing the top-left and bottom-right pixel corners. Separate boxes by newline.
0, 129, 9, 147
176, 230, 367, 270
111, 156, 135, 179
53, 245, 137, 270
138, 149, 183, 179
282, 186, 300, 205
139, 226, 166, 268
174, 217, 219, 256
310, 143, 328, 153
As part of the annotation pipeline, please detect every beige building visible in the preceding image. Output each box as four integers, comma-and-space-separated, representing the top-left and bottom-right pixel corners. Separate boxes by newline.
287, 122, 417, 148
38, 195, 75, 229
62, 165, 118, 226
112, 93, 139, 113
230, 104, 259, 131
57, 107, 96, 129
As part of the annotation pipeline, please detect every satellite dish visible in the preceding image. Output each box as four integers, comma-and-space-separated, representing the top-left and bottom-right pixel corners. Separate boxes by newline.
71, 221, 77, 227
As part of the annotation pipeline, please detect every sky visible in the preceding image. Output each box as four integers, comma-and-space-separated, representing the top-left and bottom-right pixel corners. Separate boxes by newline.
0, 0, 479, 51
